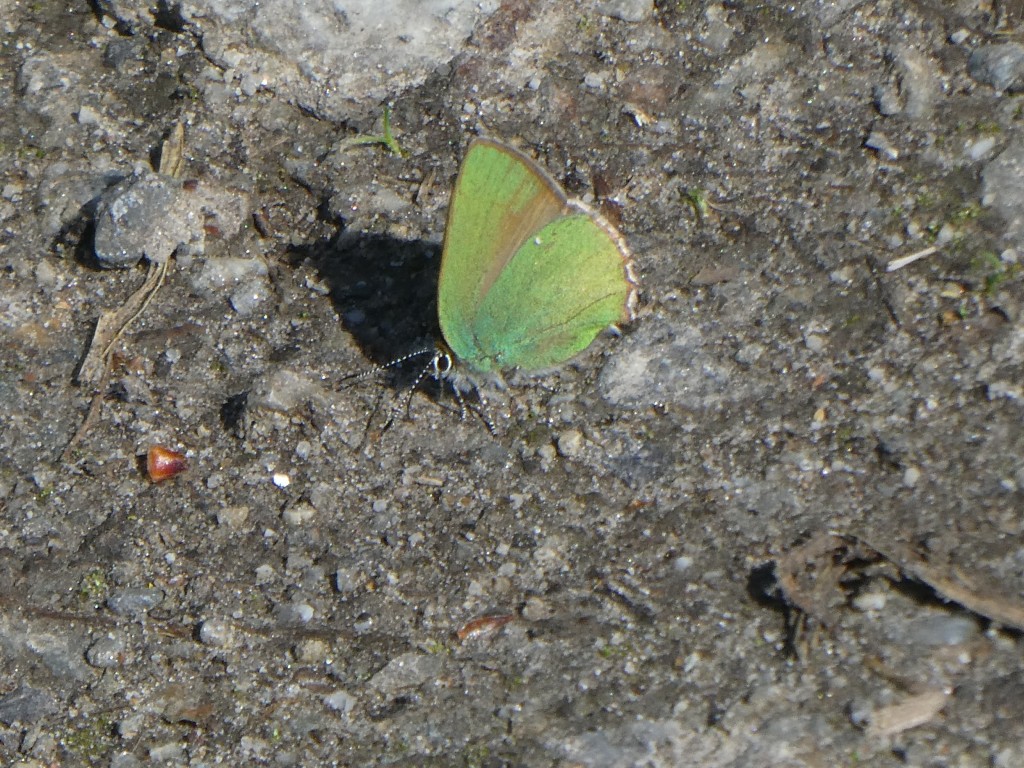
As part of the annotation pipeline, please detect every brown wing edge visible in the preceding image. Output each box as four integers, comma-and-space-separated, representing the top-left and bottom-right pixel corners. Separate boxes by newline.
466, 136, 572, 212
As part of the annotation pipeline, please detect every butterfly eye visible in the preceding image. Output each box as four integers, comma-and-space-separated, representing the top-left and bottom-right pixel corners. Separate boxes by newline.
432, 350, 453, 377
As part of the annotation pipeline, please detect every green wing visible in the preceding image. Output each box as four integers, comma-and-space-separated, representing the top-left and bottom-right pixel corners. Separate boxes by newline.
469, 212, 633, 373
438, 138, 568, 368
438, 138, 634, 375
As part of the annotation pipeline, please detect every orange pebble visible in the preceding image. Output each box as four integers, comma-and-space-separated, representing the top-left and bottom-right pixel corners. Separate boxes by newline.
456, 614, 514, 641
147, 446, 188, 482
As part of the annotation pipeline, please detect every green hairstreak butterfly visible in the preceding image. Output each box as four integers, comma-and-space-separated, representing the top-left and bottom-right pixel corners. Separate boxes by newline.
349, 137, 638, 431
432, 137, 638, 387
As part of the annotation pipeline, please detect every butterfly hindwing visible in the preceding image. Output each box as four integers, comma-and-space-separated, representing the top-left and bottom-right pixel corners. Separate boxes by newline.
471, 212, 633, 372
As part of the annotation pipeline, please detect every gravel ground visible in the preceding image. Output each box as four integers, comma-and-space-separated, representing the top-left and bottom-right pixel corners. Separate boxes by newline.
2, 1, 1024, 766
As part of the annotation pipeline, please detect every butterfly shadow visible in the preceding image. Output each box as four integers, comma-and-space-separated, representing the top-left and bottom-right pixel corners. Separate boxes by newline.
291, 229, 479, 433
293, 229, 553, 440
316, 230, 441, 366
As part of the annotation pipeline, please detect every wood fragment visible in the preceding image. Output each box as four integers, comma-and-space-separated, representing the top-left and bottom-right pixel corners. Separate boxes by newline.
159, 121, 186, 178
886, 245, 937, 272
60, 366, 110, 462
65, 260, 170, 460
774, 531, 1024, 634
456, 614, 514, 641
75, 260, 168, 386
415, 168, 436, 205
413, 474, 445, 488
866, 688, 950, 738
861, 535, 1024, 632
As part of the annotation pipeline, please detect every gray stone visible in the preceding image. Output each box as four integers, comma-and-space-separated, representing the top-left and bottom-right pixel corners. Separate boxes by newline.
595, 0, 652, 22
86, 632, 127, 668
106, 587, 165, 615
982, 141, 1024, 245
968, 43, 1024, 92
0, 685, 57, 726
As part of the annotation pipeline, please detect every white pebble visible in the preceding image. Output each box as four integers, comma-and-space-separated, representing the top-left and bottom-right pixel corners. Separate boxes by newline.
557, 429, 585, 459
198, 617, 235, 647
853, 591, 887, 612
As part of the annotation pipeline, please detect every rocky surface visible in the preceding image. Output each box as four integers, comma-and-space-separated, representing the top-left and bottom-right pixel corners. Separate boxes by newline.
1, 1, 1023, 766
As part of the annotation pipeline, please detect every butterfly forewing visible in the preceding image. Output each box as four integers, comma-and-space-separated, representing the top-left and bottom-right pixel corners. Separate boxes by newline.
438, 139, 568, 367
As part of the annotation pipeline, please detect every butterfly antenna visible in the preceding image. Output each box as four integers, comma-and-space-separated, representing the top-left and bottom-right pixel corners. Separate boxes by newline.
337, 347, 434, 388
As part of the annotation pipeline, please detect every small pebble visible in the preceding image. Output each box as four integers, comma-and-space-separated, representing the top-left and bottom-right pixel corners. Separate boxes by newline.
967, 135, 997, 161
77, 104, 101, 125
368, 652, 443, 694
198, 618, 235, 647
335, 564, 362, 593
276, 602, 314, 625
229, 277, 271, 316
557, 429, 585, 459
934, 223, 956, 246
865, 130, 899, 160
804, 333, 826, 353
949, 29, 970, 45
323, 690, 356, 714
2, 181, 24, 201
239, 736, 270, 758
0, 685, 57, 725
107, 587, 164, 615
216, 505, 250, 529
968, 43, 1024, 93
194, 255, 268, 292
86, 633, 126, 668
148, 742, 186, 763
93, 172, 180, 268
537, 444, 557, 466
294, 638, 329, 663
906, 614, 978, 647
595, 0, 651, 22
117, 713, 146, 740
282, 501, 316, 526
852, 590, 887, 612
